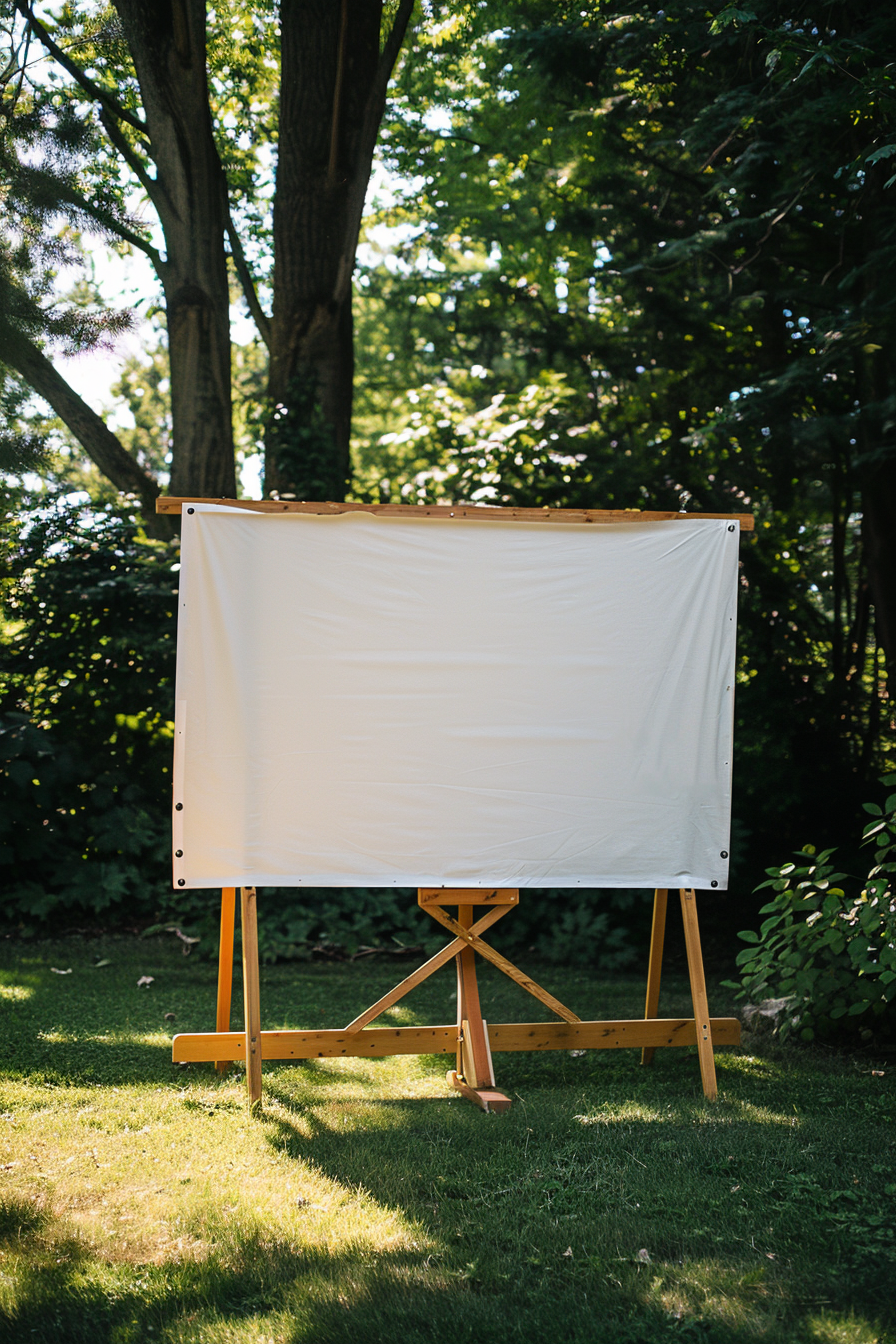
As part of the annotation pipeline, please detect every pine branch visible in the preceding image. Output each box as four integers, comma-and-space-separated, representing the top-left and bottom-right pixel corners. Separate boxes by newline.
14, 0, 145, 133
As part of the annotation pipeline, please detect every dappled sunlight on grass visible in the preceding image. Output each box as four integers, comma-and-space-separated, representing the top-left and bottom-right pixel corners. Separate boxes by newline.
35, 1027, 177, 1048
1, 938, 894, 1341
263, 1053, 449, 1105
806, 1311, 888, 1343
0, 1193, 446, 1344
0, 981, 34, 1003
572, 1096, 806, 1128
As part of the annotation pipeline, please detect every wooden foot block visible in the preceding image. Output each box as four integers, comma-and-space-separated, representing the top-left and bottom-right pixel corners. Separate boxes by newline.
447, 1069, 512, 1113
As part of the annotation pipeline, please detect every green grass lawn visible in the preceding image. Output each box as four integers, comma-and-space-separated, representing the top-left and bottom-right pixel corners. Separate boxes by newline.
0, 932, 893, 1343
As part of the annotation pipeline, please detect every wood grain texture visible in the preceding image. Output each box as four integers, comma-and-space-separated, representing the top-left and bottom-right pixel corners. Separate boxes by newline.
171, 1017, 741, 1062
214, 887, 236, 1072
157, 497, 755, 529
240, 887, 262, 1104
641, 888, 669, 1067
680, 888, 719, 1101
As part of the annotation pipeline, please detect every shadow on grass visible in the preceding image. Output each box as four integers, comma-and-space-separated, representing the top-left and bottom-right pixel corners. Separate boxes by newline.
1, 1189, 854, 1344
250, 1061, 896, 1343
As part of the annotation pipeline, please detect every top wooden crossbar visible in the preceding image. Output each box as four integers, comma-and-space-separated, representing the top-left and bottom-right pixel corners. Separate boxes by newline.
156, 498, 755, 530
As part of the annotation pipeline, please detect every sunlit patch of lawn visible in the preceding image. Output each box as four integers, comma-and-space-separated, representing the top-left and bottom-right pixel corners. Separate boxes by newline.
0, 935, 893, 1342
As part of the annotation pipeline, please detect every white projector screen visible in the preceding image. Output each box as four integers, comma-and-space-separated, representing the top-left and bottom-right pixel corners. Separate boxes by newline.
172, 506, 739, 891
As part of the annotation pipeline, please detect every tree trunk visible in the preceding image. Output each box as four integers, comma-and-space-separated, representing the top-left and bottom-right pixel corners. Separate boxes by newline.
114, 0, 236, 499
266, 0, 413, 500
861, 458, 896, 691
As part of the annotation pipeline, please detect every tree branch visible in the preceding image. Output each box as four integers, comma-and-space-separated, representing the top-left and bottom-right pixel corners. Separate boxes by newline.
54, 172, 167, 273
98, 107, 165, 218
225, 207, 271, 350
377, 0, 416, 91
0, 327, 161, 519
14, 0, 146, 133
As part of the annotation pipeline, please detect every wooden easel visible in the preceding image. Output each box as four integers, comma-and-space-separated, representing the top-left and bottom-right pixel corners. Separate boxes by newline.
162, 497, 752, 1111
172, 884, 739, 1109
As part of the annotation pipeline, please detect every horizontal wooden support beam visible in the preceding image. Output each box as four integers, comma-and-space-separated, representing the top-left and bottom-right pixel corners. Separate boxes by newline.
172, 1017, 740, 1063
174, 1025, 458, 1061
418, 887, 519, 907
488, 1018, 740, 1051
156, 497, 754, 531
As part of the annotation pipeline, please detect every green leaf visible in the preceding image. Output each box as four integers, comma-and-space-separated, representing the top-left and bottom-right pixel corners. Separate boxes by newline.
737, 929, 760, 943
709, 6, 758, 35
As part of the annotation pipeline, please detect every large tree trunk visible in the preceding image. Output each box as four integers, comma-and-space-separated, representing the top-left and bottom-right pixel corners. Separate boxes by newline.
861, 465, 896, 689
856, 160, 896, 695
114, 0, 236, 499
859, 358, 896, 689
266, 0, 413, 500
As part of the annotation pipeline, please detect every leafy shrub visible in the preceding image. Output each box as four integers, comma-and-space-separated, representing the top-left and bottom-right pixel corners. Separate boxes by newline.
157, 884, 649, 970
0, 496, 179, 922
729, 776, 896, 1041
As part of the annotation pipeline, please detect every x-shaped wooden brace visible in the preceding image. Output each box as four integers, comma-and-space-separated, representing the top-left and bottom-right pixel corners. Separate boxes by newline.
341, 889, 579, 1111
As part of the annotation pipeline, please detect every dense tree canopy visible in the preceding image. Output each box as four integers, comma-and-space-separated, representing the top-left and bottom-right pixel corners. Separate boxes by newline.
1, 0, 895, 924
0, 0, 414, 524
352, 0, 896, 844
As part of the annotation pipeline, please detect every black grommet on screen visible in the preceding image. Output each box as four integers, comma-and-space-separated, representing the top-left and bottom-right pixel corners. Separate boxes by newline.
175, 802, 183, 811
178, 878, 185, 886
175, 849, 183, 858
728, 524, 734, 531
720, 850, 728, 859
188, 507, 195, 514
711, 880, 718, 887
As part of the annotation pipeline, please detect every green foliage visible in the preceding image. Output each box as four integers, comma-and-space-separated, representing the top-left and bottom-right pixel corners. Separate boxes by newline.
247, 885, 647, 969
729, 776, 896, 1041
0, 496, 179, 922
265, 372, 348, 502
354, 0, 896, 859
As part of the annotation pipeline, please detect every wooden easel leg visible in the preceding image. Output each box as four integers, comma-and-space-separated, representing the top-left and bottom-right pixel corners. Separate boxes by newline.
679, 889, 718, 1102
240, 886, 263, 1108
215, 887, 236, 1073
448, 904, 510, 1113
456, 905, 493, 1088
454, 917, 467, 1082
641, 888, 668, 1067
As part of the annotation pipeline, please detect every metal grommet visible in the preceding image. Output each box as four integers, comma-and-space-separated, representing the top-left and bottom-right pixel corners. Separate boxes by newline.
175, 849, 183, 858
711, 880, 719, 888
727, 524, 735, 532
175, 802, 183, 811
720, 850, 728, 859
177, 878, 185, 886
187, 507, 195, 514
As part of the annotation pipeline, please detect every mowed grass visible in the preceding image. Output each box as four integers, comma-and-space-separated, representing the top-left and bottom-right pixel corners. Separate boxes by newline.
0, 932, 894, 1343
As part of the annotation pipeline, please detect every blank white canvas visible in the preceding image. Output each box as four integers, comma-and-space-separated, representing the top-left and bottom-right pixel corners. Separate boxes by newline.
172, 506, 739, 891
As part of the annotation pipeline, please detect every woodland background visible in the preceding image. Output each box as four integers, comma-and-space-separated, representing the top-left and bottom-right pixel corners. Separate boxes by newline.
1, 0, 894, 988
